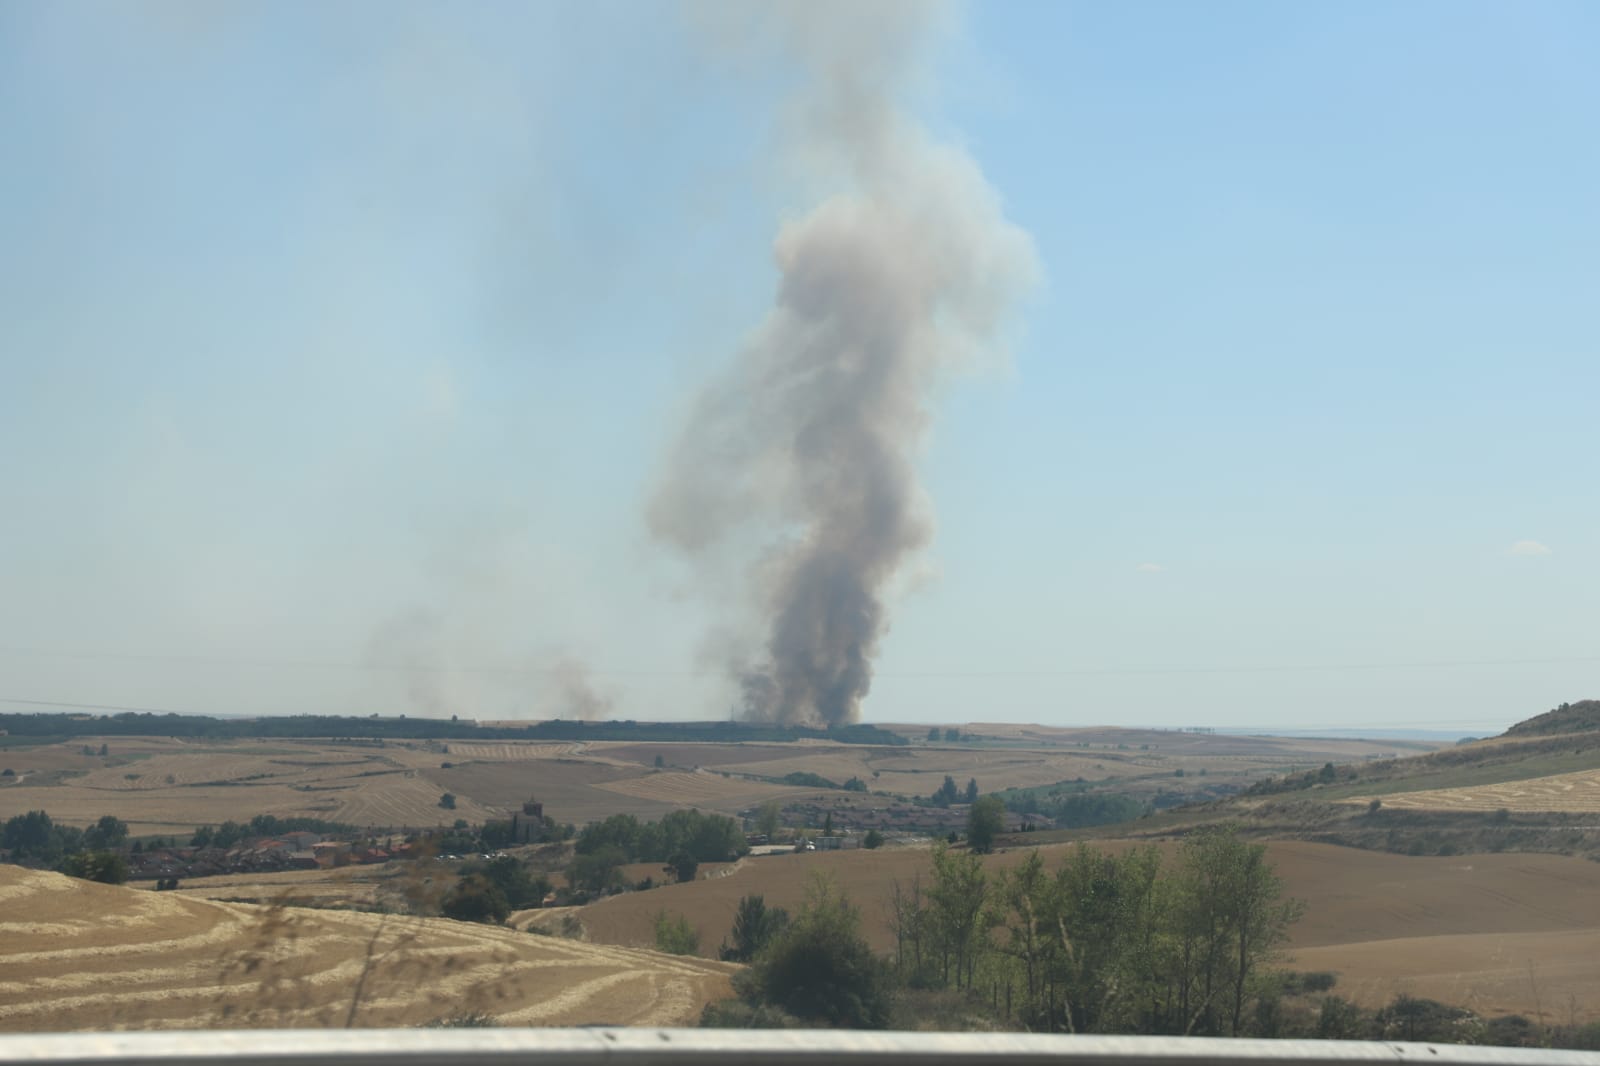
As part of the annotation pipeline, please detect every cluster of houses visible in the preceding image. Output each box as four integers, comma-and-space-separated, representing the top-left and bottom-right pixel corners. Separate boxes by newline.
127, 832, 401, 881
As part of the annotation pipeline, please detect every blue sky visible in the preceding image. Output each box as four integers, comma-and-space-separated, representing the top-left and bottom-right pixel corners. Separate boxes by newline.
0, 1, 1593, 731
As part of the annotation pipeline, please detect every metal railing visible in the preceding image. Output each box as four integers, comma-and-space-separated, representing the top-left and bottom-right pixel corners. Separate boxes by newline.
1, 1031, 1596, 1066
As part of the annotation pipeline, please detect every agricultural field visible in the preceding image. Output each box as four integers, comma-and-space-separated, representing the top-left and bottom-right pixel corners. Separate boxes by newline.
0, 726, 1446, 836
0, 865, 734, 1030
1345, 767, 1600, 813
540, 839, 1600, 1021
0, 738, 498, 836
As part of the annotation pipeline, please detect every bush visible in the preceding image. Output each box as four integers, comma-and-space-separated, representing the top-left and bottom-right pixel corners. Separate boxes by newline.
438, 793, 456, 810
1316, 996, 1370, 1040
698, 1000, 799, 1028
719, 895, 789, 962
667, 851, 699, 884
1564, 1020, 1600, 1051
748, 877, 891, 1028
461, 855, 550, 909
440, 875, 509, 924
568, 845, 627, 894
654, 910, 700, 956
862, 829, 884, 850
58, 850, 128, 885
1279, 970, 1338, 995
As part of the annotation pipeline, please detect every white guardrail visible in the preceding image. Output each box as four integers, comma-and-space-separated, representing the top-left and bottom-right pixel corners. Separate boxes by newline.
1, 1031, 1597, 1066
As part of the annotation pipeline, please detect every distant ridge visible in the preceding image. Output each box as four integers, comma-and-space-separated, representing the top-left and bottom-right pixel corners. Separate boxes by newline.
1504, 699, 1600, 738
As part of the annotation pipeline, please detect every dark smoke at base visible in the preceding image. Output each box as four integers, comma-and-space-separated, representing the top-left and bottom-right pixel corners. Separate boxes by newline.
651, 2, 1036, 728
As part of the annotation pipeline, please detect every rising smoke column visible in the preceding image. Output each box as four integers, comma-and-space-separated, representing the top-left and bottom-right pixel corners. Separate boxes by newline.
650, 2, 1037, 727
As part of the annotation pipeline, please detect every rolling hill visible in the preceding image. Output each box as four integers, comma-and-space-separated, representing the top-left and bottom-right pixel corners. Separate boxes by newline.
0, 865, 734, 1031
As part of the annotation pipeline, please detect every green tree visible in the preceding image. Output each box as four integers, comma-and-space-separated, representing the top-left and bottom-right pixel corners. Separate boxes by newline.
927, 842, 991, 989
438, 793, 457, 810
3, 810, 84, 864
927, 727, 940, 742
932, 775, 959, 807
568, 845, 627, 895
3, 810, 58, 860
83, 814, 129, 851
467, 855, 549, 909
749, 875, 891, 1028
654, 910, 700, 955
963, 778, 979, 804
966, 795, 1005, 855
1171, 825, 1303, 1036
441, 874, 509, 923
862, 829, 884, 850
943, 728, 960, 743
1050, 842, 1163, 1033
667, 850, 699, 884
887, 875, 929, 981
59, 850, 128, 884
719, 894, 789, 962
756, 801, 781, 840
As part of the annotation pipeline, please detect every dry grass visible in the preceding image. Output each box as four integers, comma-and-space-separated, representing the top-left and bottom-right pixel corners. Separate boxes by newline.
1348, 767, 1600, 813
0, 865, 734, 1031
0, 739, 498, 834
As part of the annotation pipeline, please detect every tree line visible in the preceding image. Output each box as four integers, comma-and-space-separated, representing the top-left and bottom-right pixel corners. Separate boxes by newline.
697, 826, 1302, 1035
569, 810, 748, 894
0, 712, 907, 746
2, 810, 131, 883
907, 828, 1303, 1035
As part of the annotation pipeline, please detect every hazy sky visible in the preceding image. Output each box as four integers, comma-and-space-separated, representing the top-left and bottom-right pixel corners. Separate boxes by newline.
1, 1, 1594, 733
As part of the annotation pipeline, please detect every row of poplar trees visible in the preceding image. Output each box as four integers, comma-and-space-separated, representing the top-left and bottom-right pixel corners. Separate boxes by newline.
887, 826, 1303, 1036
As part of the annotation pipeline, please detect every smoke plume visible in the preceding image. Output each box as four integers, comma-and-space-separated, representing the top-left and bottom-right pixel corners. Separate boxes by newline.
550, 657, 614, 721
650, 3, 1037, 727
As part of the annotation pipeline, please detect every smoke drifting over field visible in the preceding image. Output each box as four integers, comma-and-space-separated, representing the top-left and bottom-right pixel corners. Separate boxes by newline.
650, 3, 1037, 727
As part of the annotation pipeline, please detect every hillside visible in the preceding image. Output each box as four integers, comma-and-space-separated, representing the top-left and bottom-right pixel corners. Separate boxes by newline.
1504, 700, 1600, 739
1061, 701, 1600, 865
0, 865, 734, 1031
534, 839, 1600, 1020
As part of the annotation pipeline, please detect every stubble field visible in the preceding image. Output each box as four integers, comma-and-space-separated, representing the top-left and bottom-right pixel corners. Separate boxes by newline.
0, 865, 733, 1031
1346, 767, 1600, 814
1, 726, 1414, 834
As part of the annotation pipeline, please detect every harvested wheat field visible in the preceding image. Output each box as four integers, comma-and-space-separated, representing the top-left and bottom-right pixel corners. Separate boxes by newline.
1352, 767, 1600, 813
0, 738, 500, 835
551, 839, 1600, 1019
592, 770, 811, 809
163, 866, 403, 908
0, 865, 734, 1031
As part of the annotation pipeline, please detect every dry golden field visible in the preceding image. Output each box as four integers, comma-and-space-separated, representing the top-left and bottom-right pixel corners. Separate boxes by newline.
1348, 767, 1600, 813
545, 839, 1600, 1021
0, 865, 734, 1031
0, 727, 1444, 835
0, 738, 499, 835
590, 770, 813, 809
